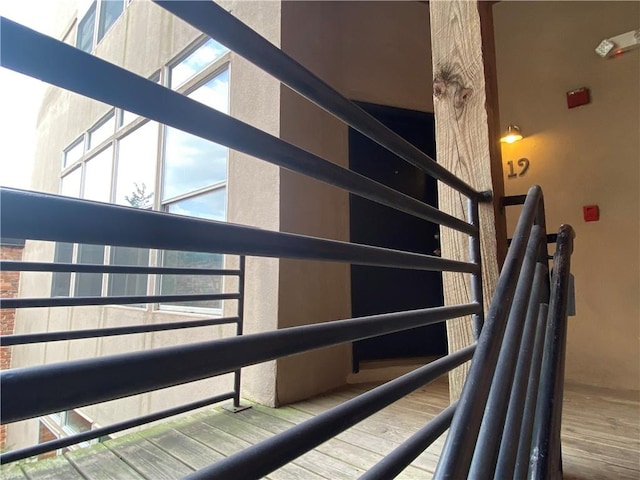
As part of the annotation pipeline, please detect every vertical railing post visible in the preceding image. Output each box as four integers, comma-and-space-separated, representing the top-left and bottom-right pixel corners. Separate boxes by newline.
468, 198, 484, 339
232, 255, 246, 409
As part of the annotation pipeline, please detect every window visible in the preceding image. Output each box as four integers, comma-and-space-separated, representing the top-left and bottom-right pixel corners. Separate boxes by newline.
109, 121, 158, 298
63, 139, 85, 168
74, 147, 112, 297
97, 0, 124, 43
83, 147, 113, 202
160, 66, 229, 312
62, 410, 92, 436
107, 246, 149, 297
51, 243, 74, 297
76, 2, 96, 53
76, 0, 125, 53
114, 121, 158, 207
160, 249, 224, 310
88, 112, 115, 149
75, 244, 105, 297
165, 188, 226, 221
56, 38, 231, 312
43, 410, 97, 450
60, 167, 82, 198
119, 74, 161, 128
160, 191, 226, 310
163, 71, 229, 200
51, 168, 83, 297
170, 39, 229, 90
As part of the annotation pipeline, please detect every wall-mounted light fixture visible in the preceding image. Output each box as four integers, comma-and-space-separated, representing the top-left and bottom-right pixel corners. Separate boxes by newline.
500, 125, 523, 144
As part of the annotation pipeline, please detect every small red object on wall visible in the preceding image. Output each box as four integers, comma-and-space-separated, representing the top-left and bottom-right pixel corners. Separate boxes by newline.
567, 88, 590, 109
583, 205, 599, 222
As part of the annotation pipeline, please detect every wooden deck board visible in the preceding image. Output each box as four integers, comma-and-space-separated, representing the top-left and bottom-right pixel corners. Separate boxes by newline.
2, 379, 637, 479
65, 443, 144, 480
224, 406, 366, 479
20, 456, 85, 480
145, 428, 225, 470
103, 434, 192, 480
0, 464, 29, 480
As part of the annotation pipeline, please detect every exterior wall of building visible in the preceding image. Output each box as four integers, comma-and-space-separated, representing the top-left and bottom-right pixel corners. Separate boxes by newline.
494, 1, 640, 391
9, 0, 282, 450
0, 241, 24, 450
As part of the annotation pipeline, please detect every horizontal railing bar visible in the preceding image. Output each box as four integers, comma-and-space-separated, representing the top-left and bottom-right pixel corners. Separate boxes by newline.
1, 189, 479, 274
184, 345, 475, 480
359, 402, 458, 480
434, 185, 542, 479
501, 194, 528, 207
1, 292, 239, 309
0, 317, 240, 346
1, 303, 479, 423
0, 261, 241, 276
0, 18, 474, 235
153, 0, 482, 201
507, 233, 557, 246
0, 391, 235, 465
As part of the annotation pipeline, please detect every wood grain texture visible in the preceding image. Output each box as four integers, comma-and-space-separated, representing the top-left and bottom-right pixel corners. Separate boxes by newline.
429, 0, 506, 399
0, 464, 29, 480
65, 443, 143, 480
21, 456, 85, 480
103, 434, 192, 480
2, 379, 637, 479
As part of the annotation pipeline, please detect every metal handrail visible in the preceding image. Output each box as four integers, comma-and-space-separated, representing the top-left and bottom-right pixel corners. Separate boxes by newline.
0, 188, 476, 274
434, 188, 574, 480
0, 3, 575, 477
153, 0, 482, 201
0, 17, 475, 235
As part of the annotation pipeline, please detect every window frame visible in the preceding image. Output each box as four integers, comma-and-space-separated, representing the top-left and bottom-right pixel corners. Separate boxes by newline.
87, 110, 116, 151
76, 1, 97, 53
76, 0, 126, 53
56, 37, 232, 315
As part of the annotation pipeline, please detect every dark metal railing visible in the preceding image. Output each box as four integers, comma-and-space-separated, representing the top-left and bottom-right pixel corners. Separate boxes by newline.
0, 3, 574, 479
0, 229, 246, 462
434, 190, 574, 480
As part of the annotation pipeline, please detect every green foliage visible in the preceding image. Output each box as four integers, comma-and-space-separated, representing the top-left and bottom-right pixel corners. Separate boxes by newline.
125, 182, 154, 209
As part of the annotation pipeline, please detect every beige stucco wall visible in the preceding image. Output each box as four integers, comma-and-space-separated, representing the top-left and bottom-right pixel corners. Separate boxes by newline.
275, 1, 433, 403
494, 1, 639, 391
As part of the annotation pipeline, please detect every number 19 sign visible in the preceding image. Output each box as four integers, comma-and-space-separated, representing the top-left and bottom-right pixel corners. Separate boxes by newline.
506, 158, 530, 179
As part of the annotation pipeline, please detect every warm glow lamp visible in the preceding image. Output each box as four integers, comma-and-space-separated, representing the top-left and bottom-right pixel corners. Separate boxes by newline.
500, 125, 523, 144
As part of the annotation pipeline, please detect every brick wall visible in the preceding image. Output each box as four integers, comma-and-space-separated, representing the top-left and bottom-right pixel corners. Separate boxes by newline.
0, 243, 24, 450
37, 422, 59, 460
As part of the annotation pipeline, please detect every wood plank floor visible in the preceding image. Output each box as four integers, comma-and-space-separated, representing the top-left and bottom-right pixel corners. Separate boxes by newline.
2, 378, 638, 479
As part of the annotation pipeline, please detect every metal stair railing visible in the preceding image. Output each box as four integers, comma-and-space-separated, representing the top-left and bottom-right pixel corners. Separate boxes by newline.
0, 3, 574, 478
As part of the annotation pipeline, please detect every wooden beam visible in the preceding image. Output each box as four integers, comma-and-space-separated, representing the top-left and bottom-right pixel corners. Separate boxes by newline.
429, 0, 507, 400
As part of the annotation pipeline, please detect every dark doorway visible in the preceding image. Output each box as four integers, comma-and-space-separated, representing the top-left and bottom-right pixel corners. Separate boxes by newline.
350, 102, 446, 372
